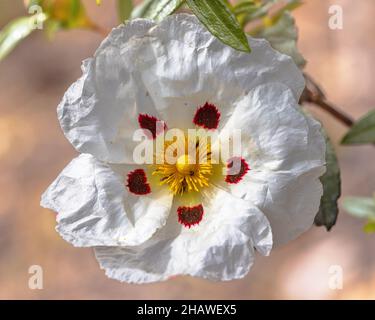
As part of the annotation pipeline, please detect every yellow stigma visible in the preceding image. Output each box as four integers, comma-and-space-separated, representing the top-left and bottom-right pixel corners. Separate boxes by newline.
176, 155, 196, 175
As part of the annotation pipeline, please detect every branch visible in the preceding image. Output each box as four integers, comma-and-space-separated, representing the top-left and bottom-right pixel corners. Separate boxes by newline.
300, 73, 354, 127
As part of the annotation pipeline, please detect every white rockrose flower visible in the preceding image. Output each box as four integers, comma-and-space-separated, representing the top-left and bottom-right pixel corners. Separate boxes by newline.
41, 14, 325, 283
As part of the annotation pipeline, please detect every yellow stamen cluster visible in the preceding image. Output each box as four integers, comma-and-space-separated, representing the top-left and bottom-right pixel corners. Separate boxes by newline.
152, 138, 213, 195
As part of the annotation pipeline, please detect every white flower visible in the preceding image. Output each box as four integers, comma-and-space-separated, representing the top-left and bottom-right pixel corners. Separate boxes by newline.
41, 14, 326, 283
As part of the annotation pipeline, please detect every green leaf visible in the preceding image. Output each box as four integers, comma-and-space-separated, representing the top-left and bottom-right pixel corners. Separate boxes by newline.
314, 132, 341, 230
131, 0, 154, 19
220, 0, 235, 11
132, 0, 184, 21
186, 0, 251, 53
233, 1, 257, 15
343, 197, 375, 219
0, 13, 46, 61
118, 0, 133, 22
341, 109, 375, 145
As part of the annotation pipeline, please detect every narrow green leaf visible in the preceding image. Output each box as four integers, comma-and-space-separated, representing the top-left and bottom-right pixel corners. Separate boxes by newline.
314, 132, 341, 230
132, 0, 184, 21
186, 0, 251, 53
341, 109, 375, 145
343, 197, 375, 219
0, 13, 46, 61
118, 0, 133, 22
147, 0, 185, 21
233, 1, 257, 15
221, 0, 235, 11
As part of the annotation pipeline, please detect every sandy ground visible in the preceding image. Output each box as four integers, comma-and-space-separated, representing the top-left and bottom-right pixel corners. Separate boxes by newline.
0, 0, 374, 299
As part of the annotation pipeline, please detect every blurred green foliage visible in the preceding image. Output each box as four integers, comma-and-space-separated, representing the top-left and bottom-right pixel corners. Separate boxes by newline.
118, 0, 133, 22
341, 109, 375, 233
344, 196, 375, 234
0, 0, 304, 61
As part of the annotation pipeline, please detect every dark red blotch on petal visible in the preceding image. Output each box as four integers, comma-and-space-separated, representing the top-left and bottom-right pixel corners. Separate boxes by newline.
193, 102, 221, 130
138, 113, 166, 139
225, 157, 250, 184
177, 204, 204, 228
126, 169, 151, 195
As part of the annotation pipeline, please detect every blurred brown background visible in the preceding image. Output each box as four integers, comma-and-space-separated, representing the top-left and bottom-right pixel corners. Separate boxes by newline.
0, 0, 374, 299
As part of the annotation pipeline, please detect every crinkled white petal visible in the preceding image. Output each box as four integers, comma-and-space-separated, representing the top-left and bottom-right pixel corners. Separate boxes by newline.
222, 83, 326, 245
58, 19, 157, 163
41, 154, 173, 247
94, 188, 272, 283
58, 14, 304, 163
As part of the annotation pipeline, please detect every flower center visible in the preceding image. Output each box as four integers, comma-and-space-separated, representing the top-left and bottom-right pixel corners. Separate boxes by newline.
152, 137, 213, 195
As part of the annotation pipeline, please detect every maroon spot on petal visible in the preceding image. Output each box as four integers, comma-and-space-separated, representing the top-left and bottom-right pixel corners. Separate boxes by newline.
193, 102, 221, 130
225, 157, 250, 184
138, 113, 166, 139
126, 169, 151, 195
177, 204, 204, 228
